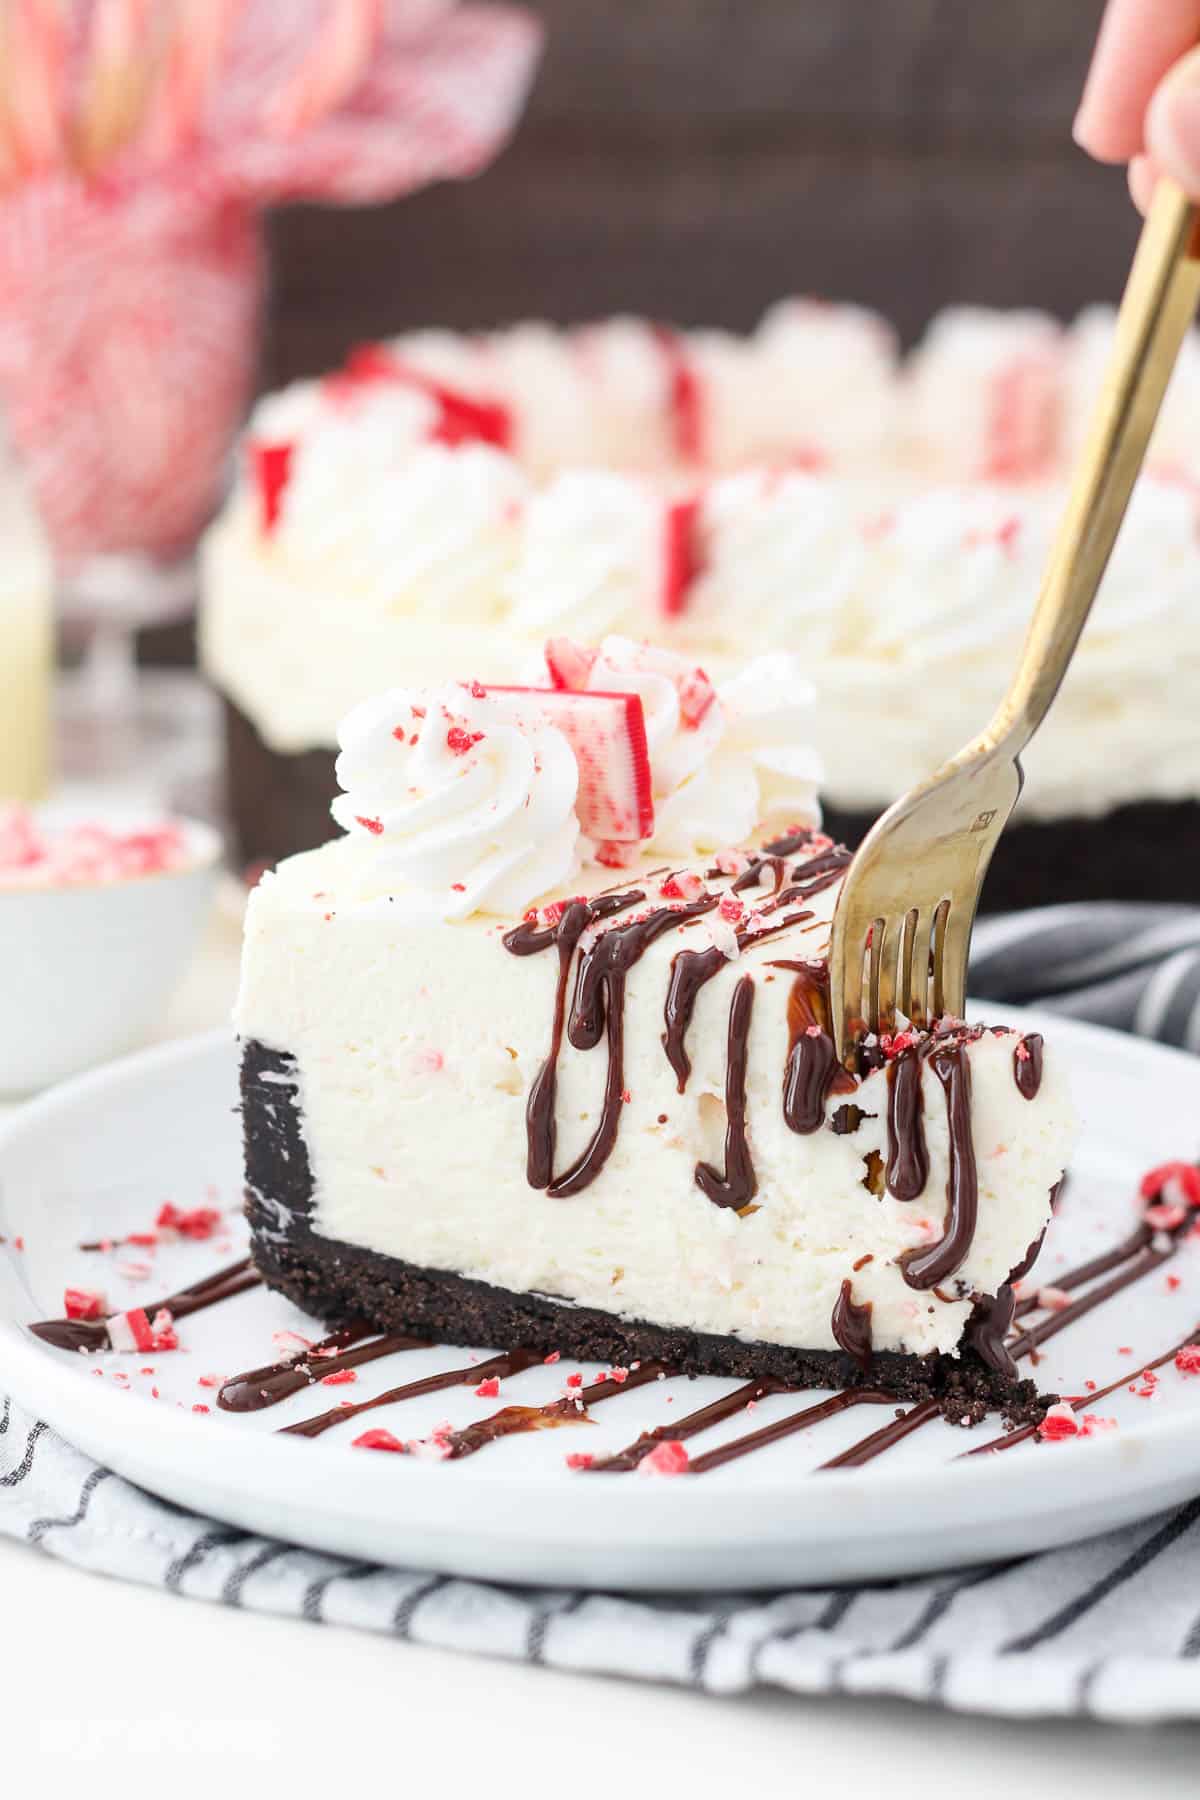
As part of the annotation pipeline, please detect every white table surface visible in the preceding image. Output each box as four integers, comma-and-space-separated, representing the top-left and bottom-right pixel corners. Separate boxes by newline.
5, 902, 1199, 1785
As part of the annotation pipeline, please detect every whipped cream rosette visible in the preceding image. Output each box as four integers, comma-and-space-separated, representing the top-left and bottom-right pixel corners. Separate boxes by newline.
331, 681, 584, 918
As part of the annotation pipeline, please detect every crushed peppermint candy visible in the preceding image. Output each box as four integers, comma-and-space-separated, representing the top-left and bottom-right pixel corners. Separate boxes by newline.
156, 1202, 223, 1241
660, 870, 705, 902
638, 1440, 690, 1476
474, 1376, 501, 1398
106, 1307, 179, 1354
1141, 1161, 1200, 1210
1037, 1404, 1080, 1441
0, 809, 192, 890
321, 1369, 358, 1387
446, 724, 485, 756
352, 1428, 407, 1453
1037, 1404, 1117, 1442
63, 1287, 106, 1321
565, 1452, 595, 1471
1175, 1344, 1200, 1375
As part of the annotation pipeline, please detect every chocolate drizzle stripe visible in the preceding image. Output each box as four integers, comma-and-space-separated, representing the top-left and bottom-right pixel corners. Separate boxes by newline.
1009, 1240, 1175, 1359
818, 1397, 944, 1470
688, 1390, 896, 1475
1012, 1224, 1151, 1319
1014, 1033, 1044, 1101
440, 1360, 668, 1460
964, 1330, 1200, 1458
218, 1328, 428, 1413
831, 1279, 874, 1374
29, 1256, 261, 1353
278, 1348, 543, 1440
775, 959, 856, 1135
662, 913, 815, 1096
507, 890, 644, 1190
899, 1046, 976, 1290
662, 944, 724, 1092
695, 975, 757, 1210
885, 1050, 928, 1200
587, 1378, 782, 1473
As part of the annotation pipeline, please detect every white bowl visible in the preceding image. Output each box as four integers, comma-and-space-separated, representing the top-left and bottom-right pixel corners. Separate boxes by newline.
0, 812, 222, 1095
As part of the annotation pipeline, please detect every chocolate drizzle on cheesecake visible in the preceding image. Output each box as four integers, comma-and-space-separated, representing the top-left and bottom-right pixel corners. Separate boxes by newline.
885, 1049, 929, 1200
1014, 1032, 1044, 1100
552, 894, 719, 1196
695, 976, 757, 1210
965, 1228, 1048, 1379
775, 960, 855, 1134
504, 890, 644, 1190
662, 944, 726, 1091
662, 912, 813, 1094
831, 1279, 874, 1373
506, 840, 860, 1197
731, 854, 787, 897
900, 1044, 977, 1289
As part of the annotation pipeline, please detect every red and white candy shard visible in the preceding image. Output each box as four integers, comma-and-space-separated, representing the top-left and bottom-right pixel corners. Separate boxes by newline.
64, 1288, 106, 1322
481, 686, 654, 844
107, 1306, 179, 1354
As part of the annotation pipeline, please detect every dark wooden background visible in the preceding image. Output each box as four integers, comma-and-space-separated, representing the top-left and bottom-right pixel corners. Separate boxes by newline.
261, 0, 1133, 388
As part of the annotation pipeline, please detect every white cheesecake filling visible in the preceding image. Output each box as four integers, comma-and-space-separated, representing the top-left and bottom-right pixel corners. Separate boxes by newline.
236, 838, 1076, 1361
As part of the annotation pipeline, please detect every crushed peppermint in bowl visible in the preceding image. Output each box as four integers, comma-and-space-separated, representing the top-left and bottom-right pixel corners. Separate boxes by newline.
0, 807, 222, 1094
0, 808, 198, 891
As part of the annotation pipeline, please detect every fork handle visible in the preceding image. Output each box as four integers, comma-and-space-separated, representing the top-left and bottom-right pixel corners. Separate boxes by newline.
983, 177, 1200, 763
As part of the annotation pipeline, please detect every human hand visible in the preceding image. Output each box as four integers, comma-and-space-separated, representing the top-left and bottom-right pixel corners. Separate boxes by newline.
1076, 0, 1200, 209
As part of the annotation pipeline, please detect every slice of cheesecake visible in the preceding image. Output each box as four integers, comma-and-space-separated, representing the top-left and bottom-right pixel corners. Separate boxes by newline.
235, 654, 1076, 1404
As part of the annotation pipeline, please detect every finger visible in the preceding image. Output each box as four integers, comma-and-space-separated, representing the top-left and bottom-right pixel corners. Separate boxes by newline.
1147, 45, 1200, 195
1075, 0, 1200, 162
1128, 151, 1159, 214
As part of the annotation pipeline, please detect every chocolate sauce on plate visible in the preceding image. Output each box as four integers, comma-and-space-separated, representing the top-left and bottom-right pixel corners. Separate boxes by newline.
29, 1256, 261, 1352
219, 1326, 427, 1413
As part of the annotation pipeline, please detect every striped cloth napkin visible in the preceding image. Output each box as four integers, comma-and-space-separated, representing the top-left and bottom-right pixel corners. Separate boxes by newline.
4, 902, 1200, 1725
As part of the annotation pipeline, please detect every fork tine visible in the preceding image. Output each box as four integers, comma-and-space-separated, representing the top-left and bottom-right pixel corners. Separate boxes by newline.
828, 908, 867, 1064
929, 897, 951, 1019
904, 908, 931, 1027
939, 901, 973, 1020
865, 915, 884, 1036
875, 913, 901, 1038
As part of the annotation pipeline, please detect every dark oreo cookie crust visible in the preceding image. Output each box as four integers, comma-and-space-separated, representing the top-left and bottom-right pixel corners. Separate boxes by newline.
241, 1040, 1045, 1423
224, 694, 1200, 910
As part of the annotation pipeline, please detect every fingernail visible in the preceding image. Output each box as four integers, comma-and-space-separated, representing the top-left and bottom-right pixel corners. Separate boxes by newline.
1128, 153, 1157, 217
1147, 47, 1200, 195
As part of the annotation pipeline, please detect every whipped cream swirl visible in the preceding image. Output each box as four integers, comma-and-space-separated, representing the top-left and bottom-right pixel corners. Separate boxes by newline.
558, 637, 823, 854
331, 682, 583, 918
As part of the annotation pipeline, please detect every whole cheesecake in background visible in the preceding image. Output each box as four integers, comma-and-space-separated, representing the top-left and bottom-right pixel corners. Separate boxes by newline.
236, 647, 1076, 1406
202, 300, 1200, 907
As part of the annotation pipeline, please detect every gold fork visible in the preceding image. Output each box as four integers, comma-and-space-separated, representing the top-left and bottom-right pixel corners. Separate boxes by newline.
829, 177, 1200, 1063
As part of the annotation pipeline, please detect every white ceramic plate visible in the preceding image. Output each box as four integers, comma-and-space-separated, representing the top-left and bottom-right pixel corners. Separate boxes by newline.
3, 1012, 1200, 1591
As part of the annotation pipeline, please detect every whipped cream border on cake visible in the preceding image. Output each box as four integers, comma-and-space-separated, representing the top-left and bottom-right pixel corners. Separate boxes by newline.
201, 301, 1200, 819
